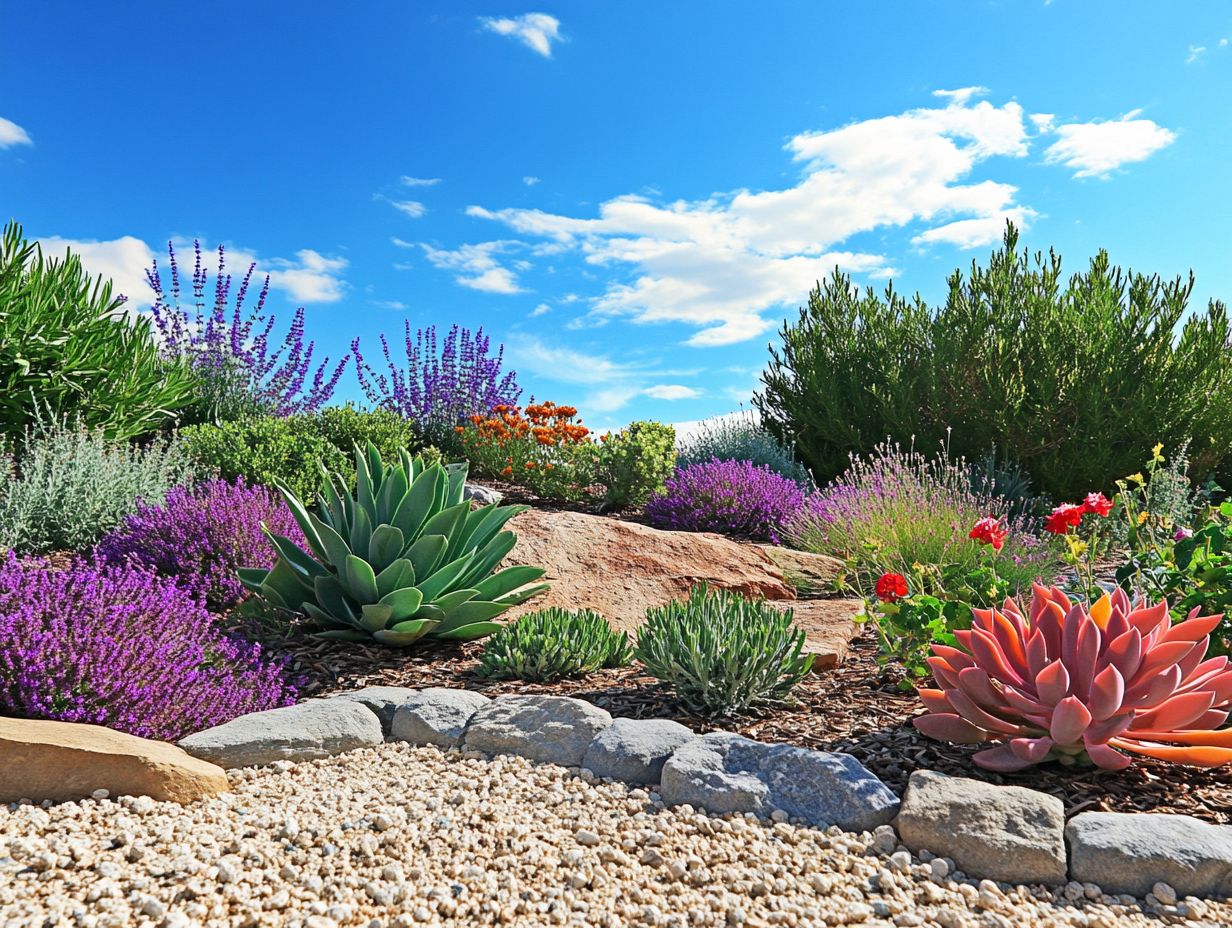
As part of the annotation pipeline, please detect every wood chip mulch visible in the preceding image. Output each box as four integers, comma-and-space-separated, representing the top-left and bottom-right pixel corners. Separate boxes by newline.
261, 623, 1232, 825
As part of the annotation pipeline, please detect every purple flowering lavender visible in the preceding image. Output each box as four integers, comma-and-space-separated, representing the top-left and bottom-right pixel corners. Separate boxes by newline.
646, 459, 805, 543
352, 322, 520, 448
0, 554, 296, 741
146, 241, 348, 419
96, 478, 305, 611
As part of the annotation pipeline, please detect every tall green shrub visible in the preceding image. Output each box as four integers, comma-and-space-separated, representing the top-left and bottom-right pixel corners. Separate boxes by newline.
756, 226, 1232, 499
0, 221, 197, 442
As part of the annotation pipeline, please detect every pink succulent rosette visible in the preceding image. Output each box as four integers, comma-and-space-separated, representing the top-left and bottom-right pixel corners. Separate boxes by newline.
914, 584, 1232, 771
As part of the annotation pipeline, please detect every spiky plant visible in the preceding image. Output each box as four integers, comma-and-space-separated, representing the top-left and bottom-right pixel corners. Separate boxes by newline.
915, 584, 1232, 770
240, 443, 548, 646
477, 608, 632, 682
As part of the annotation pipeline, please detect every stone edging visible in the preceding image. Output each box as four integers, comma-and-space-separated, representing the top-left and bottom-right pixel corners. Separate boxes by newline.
175, 687, 1232, 903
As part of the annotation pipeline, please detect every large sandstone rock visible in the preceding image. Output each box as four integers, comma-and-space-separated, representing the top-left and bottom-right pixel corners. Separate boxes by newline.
461, 695, 612, 767
391, 688, 492, 748
1066, 812, 1232, 897
581, 717, 694, 784
0, 717, 228, 805
502, 509, 861, 668
895, 770, 1066, 885
759, 545, 844, 593
660, 732, 899, 832
178, 700, 383, 769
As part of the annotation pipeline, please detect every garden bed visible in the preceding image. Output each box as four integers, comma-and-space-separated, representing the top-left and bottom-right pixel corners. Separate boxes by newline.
274, 625, 1232, 825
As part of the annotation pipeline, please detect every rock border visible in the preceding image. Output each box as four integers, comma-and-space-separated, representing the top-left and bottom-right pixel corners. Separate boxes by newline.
24, 684, 1227, 903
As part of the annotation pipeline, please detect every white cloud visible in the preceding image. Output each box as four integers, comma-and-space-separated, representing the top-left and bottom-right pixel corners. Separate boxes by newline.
374, 299, 407, 310
932, 86, 990, 105
33, 234, 348, 308
523, 176, 540, 186
506, 334, 679, 413
419, 240, 525, 293
1222, 38, 1229, 47
400, 176, 440, 187
530, 302, 551, 316
1187, 45, 1207, 63
644, 384, 700, 400
0, 116, 32, 149
481, 13, 563, 58
1043, 111, 1176, 178
388, 199, 427, 219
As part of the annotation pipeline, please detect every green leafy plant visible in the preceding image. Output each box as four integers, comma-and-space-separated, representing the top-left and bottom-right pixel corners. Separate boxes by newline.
313, 404, 432, 463
0, 415, 196, 554
594, 420, 677, 510
634, 585, 814, 716
678, 411, 812, 487
241, 443, 548, 646
477, 608, 632, 681
0, 221, 197, 442
756, 224, 1232, 500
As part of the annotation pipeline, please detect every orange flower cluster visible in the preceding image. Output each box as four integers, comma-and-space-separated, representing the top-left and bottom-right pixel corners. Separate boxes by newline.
466, 401, 590, 449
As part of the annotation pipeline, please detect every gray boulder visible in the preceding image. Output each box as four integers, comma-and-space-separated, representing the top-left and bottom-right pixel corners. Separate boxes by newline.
328, 686, 420, 734
582, 718, 694, 784
660, 732, 898, 832
390, 688, 492, 748
178, 700, 382, 769
1066, 812, 1232, 897
461, 695, 612, 767
895, 770, 1066, 885
464, 484, 503, 506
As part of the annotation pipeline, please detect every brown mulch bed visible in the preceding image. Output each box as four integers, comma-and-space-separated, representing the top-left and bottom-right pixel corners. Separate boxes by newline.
264, 623, 1232, 826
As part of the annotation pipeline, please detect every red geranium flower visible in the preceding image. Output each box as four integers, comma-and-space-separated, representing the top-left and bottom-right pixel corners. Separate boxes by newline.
875, 572, 909, 602
1044, 503, 1084, 535
1081, 492, 1113, 517
969, 515, 1008, 551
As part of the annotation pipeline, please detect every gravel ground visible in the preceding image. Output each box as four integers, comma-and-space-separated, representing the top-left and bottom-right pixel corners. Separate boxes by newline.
3, 744, 1228, 928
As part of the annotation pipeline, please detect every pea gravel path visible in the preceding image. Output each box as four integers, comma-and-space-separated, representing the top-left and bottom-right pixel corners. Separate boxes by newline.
2, 744, 1226, 928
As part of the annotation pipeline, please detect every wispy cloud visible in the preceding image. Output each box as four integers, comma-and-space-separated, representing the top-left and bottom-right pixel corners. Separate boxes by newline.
644, 384, 700, 400
530, 302, 551, 317
1042, 111, 1176, 178
481, 13, 563, 58
1187, 45, 1208, 64
389, 200, 427, 219
400, 176, 441, 187
523, 176, 541, 186
416, 240, 526, 293
0, 116, 32, 149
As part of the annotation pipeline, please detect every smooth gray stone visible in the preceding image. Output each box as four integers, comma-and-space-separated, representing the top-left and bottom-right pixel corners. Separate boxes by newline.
328, 686, 421, 734
464, 484, 503, 506
178, 700, 382, 769
582, 718, 694, 784
896, 770, 1066, 885
390, 688, 492, 748
461, 695, 612, 767
660, 732, 899, 832
1066, 812, 1232, 897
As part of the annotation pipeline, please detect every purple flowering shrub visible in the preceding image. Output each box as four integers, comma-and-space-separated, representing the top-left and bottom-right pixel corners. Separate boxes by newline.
646, 459, 805, 543
0, 554, 295, 740
147, 241, 348, 420
785, 442, 1059, 590
353, 323, 520, 451
96, 478, 304, 611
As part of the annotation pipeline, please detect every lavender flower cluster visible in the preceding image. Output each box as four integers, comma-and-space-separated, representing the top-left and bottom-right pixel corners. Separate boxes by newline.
147, 241, 348, 418
353, 322, 521, 446
96, 478, 304, 611
646, 459, 805, 544
0, 554, 295, 741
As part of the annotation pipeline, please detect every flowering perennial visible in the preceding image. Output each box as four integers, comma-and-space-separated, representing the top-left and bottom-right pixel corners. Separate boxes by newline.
0, 554, 295, 740
915, 584, 1232, 771
968, 516, 1008, 551
459, 401, 595, 500
96, 478, 304, 611
646, 459, 804, 543
147, 241, 347, 417
874, 572, 909, 602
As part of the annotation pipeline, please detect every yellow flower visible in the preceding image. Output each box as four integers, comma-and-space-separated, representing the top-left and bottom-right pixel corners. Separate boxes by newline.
1152, 442, 1165, 459
1137, 511, 1149, 525
1066, 537, 1088, 558
1128, 472, 1146, 485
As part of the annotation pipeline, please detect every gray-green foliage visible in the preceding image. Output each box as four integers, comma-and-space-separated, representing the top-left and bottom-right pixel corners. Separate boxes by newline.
0, 416, 196, 554
241, 443, 548, 647
477, 608, 632, 682
756, 224, 1232, 500
677, 412, 811, 488
634, 585, 814, 716
0, 221, 197, 442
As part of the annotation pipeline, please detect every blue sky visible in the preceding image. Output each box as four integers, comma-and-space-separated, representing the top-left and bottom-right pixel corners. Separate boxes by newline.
2, 1, 1230, 430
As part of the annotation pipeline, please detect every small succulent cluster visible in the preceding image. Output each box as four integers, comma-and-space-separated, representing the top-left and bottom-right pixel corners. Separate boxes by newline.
646, 459, 805, 544
243, 443, 548, 647
0, 553, 295, 741
96, 477, 302, 610
635, 585, 814, 716
477, 608, 632, 682
915, 584, 1232, 771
